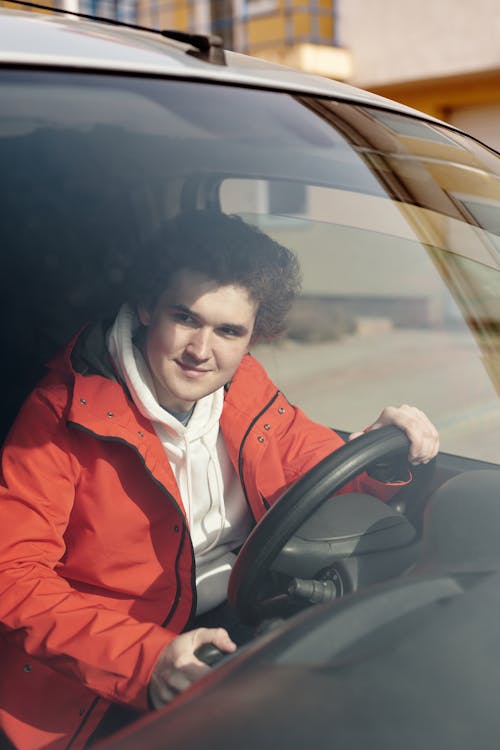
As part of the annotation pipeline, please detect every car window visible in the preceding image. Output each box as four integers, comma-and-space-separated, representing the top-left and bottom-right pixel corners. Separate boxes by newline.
1, 69, 499, 461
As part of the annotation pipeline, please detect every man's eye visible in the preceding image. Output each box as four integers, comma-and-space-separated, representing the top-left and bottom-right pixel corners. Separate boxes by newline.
219, 327, 240, 337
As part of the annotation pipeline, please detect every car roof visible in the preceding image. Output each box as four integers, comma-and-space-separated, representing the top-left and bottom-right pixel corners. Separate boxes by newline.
0, 7, 439, 123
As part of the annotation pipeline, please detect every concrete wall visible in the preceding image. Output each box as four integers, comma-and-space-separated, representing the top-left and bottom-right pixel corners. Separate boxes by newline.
338, 0, 500, 87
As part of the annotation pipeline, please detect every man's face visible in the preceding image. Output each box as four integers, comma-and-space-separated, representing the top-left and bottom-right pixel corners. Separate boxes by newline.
138, 270, 258, 412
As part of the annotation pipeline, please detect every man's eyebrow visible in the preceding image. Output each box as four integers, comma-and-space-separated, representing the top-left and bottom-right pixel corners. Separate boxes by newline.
219, 322, 250, 335
169, 303, 196, 316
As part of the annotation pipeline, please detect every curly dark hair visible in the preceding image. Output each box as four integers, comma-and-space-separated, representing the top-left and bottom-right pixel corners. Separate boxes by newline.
129, 211, 301, 341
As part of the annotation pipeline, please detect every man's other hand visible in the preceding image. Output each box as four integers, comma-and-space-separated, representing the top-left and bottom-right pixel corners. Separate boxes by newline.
149, 627, 236, 708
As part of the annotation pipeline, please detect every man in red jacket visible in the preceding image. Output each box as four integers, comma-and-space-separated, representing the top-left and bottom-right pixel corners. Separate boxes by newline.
0, 211, 438, 750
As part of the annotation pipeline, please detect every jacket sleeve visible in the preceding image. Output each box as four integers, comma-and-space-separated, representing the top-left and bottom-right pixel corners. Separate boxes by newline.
262, 399, 410, 507
0, 387, 174, 711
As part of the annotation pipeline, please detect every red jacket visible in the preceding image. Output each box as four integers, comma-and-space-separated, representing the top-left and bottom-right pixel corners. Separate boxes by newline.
0, 329, 402, 749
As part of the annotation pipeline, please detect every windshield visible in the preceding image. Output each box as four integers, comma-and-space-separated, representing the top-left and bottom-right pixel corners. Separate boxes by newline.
1, 70, 500, 461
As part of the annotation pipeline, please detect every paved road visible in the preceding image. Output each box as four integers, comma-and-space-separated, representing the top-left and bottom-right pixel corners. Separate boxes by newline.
253, 328, 500, 464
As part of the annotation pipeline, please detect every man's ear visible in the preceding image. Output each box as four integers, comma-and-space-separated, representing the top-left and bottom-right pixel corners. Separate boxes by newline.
138, 304, 152, 326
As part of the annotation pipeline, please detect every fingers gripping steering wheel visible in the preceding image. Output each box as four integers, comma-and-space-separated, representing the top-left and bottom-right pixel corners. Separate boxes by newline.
227, 425, 411, 623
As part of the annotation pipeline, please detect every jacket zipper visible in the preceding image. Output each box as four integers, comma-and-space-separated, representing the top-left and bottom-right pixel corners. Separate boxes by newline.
66, 696, 100, 750
237, 390, 280, 518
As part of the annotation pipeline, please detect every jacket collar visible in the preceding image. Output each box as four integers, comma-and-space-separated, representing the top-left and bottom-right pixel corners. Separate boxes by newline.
48, 323, 159, 443
51, 325, 278, 466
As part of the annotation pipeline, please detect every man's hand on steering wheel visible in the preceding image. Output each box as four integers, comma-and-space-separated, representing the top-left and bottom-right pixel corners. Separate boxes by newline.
349, 405, 439, 467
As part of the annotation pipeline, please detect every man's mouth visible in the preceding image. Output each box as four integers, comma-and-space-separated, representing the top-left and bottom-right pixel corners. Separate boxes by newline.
176, 360, 210, 377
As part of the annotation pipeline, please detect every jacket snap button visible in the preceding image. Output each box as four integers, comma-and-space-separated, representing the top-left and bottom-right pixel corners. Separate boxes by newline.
79, 708, 86, 716
138, 431, 144, 438
80, 398, 87, 406
23, 664, 32, 673
257, 436, 265, 443
174, 525, 180, 533
278, 407, 285, 414
107, 411, 114, 418
264, 424, 271, 430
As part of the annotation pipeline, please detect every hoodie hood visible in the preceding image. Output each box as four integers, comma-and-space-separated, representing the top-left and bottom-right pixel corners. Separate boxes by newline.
70, 319, 118, 382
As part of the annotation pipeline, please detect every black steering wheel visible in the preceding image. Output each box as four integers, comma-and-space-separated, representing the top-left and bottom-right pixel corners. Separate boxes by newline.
227, 425, 412, 623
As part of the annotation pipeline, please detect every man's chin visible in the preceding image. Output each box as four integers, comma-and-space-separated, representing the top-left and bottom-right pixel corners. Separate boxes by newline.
172, 381, 218, 407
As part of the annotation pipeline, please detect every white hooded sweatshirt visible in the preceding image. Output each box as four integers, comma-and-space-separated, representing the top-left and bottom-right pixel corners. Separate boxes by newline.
107, 304, 253, 614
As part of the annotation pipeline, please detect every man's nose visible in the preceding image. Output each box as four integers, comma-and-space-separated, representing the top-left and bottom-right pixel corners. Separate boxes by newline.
186, 328, 212, 360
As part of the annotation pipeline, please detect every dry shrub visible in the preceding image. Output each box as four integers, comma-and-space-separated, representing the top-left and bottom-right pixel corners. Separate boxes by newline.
284, 298, 356, 343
